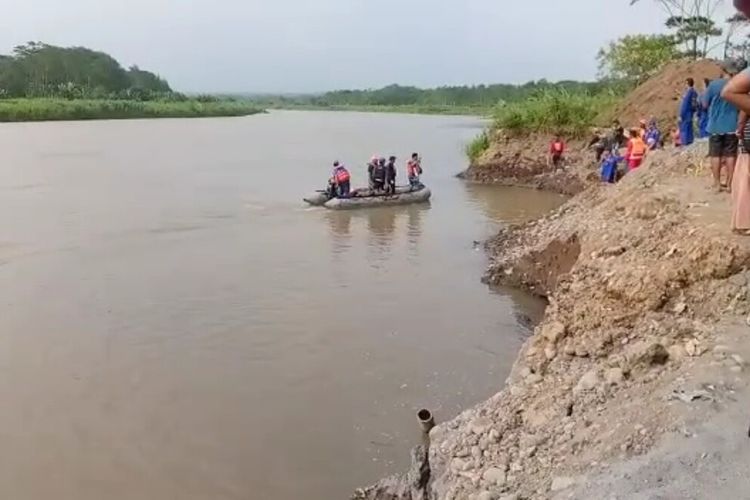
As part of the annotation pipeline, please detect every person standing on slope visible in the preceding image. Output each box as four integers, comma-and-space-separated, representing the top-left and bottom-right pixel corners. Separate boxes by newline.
625, 129, 647, 171
704, 58, 746, 191
548, 135, 565, 168
679, 78, 698, 146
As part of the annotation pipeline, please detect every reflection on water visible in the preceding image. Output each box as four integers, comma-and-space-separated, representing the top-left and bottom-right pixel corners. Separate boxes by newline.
463, 183, 567, 225
325, 205, 430, 260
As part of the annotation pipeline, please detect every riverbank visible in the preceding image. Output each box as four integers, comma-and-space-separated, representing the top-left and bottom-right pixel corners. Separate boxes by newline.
0, 98, 264, 122
459, 131, 593, 196
356, 143, 750, 499
267, 103, 488, 116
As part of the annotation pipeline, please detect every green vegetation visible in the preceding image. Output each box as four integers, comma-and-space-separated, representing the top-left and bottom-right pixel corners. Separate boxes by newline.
250, 80, 627, 116
597, 35, 680, 83
465, 131, 490, 162
0, 98, 262, 122
493, 89, 620, 138
0, 42, 263, 121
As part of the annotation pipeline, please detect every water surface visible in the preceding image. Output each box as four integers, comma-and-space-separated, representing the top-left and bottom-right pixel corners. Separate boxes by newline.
0, 111, 565, 499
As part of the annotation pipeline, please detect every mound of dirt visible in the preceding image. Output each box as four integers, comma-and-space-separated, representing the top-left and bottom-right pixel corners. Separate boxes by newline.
609, 59, 723, 129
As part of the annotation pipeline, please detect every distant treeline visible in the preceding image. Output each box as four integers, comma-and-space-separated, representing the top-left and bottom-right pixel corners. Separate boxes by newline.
0, 42, 173, 101
252, 80, 631, 110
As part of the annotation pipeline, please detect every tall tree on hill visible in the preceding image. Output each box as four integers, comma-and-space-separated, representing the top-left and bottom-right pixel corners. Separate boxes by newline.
630, 0, 725, 58
666, 15, 723, 58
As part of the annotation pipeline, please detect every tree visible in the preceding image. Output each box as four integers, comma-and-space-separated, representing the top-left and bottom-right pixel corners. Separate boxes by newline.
666, 15, 723, 58
597, 34, 680, 82
0, 42, 174, 99
629, 0, 723, 19
725, 12, 750, 58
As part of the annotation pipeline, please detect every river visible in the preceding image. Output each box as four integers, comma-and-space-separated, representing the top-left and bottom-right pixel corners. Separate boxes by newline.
0, 110, 565, 500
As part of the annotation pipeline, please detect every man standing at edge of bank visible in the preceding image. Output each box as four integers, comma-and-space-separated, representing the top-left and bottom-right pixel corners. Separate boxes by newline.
703, 58, 747, 192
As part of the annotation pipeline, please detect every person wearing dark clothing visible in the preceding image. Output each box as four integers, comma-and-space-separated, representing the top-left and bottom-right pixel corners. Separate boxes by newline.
371, 157, 387, 191
611, 120, 626, 148
367, 156, 378, 188
385, 156, 397, 193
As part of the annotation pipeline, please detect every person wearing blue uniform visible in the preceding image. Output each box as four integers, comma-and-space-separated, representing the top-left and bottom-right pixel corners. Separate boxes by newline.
644, 119, 662, 150
600, 150, 624, 184
697, 78, 711, 139
679, 78, 698, 146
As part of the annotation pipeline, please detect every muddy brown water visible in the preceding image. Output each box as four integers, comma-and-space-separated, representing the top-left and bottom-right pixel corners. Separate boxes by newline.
0, 111, 565, 500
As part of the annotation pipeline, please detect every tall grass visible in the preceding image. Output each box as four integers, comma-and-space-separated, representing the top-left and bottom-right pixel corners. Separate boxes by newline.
493, 89, 618, 137
465, 131, 490, 162
0, 98, 263, 122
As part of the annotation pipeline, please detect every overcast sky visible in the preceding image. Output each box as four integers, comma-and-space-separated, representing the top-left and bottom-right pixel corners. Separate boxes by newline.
0, 0, 738, 93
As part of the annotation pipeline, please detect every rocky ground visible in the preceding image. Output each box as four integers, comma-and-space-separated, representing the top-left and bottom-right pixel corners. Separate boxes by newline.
355, 143, 750, 499
459, 131, 594, 196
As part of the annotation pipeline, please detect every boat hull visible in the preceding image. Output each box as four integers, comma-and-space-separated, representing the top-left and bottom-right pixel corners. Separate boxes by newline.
324, 187, 431, 210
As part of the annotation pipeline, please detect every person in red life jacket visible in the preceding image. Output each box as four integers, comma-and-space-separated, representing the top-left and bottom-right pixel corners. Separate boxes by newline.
548, 135, 565, 167
625, 129, 648, 171
407, 153, 423, 188
330, 161, 351, 198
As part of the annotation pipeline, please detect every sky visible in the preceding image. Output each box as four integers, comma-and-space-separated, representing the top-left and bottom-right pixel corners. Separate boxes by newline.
0, 0, 739, 93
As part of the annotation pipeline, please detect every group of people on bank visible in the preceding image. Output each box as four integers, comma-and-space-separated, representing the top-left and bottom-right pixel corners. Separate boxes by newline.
327, 154, 424, 199
546, 58, 750, 196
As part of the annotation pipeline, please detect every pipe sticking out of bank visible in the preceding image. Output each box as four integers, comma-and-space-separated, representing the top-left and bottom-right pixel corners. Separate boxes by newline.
417, 409, 435, 433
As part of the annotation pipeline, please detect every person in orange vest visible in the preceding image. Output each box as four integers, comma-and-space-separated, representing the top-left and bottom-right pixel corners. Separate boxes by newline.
548, 135, 565, 167
625, 129, 648, 171
330, 161, 351, 198
406, 153, 423, 188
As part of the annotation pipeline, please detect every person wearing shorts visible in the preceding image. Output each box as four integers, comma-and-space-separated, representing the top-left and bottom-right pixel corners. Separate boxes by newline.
703, 58, 747, 191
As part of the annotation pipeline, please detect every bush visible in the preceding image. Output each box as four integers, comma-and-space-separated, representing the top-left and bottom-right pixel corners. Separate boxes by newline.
465, 131, 490, 162
493, 88, 618, 137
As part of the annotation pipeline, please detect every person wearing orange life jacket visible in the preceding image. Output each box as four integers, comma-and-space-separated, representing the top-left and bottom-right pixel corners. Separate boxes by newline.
548, 135, 565, 167
625, 129, 648, 171
407, 153, 423, 188
330, 161, 351, 198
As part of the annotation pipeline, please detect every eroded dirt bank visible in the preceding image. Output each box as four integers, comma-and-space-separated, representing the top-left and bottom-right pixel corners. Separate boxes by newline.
356, 143, 750, 499
459, 131, 593, 196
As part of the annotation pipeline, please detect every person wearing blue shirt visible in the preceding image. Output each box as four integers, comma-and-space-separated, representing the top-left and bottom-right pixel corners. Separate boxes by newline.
679, 78, 698, 146
703, 59, 747, 191
697, 78, 711, 139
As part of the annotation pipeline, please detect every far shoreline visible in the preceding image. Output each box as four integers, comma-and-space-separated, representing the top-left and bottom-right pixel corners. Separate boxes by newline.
0, 98, 265, 123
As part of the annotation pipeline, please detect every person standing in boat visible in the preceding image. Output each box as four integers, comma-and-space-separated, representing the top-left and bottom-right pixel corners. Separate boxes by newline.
385, 156, 397, 194
371, 158, 387, 191
331, 161, 351, 198
367, 156, 378, 189
407, 153, 423, 188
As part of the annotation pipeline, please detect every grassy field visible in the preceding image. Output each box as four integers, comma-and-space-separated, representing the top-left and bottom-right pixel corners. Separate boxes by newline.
0, 98, 264, 122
